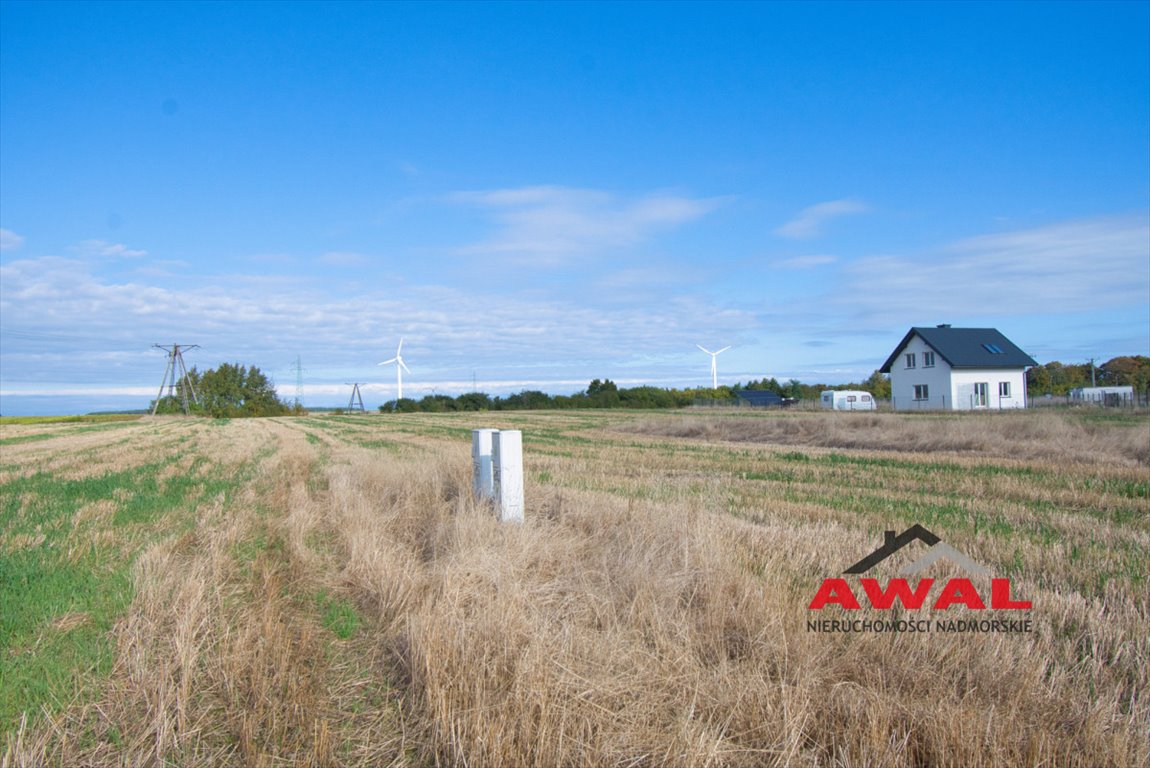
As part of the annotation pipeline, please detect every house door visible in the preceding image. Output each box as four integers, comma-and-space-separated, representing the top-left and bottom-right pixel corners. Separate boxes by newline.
973, 382, 989, 408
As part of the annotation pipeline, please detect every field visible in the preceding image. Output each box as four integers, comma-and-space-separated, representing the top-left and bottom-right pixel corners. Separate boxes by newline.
1, 409, 1147, 767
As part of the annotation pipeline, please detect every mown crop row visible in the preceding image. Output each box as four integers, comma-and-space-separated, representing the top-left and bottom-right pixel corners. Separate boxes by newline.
2, 410, 1147, 766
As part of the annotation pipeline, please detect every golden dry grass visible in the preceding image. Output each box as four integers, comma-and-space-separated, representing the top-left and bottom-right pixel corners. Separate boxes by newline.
3, 409, 1148, 766
624, 408, 1150, 466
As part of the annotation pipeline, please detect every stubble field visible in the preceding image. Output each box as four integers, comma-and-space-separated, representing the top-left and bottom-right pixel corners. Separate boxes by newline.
1, 408, 1147, 767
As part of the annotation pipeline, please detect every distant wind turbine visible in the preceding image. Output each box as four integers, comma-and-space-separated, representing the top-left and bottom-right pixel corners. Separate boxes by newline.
379, 338, 412, 400
697, 344, 731, 389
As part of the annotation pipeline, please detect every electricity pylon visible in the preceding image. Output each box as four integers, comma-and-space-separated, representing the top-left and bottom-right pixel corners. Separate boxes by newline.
292, 354, 305, 408
151, 344, 201, 415
346, 382, 366, 412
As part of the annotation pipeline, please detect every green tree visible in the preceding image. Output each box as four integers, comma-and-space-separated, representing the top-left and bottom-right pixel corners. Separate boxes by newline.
1027, 361, 1092, 396
863, 370, 891, 399
586, 379, 618, 396
1027, 364, 1053, 396
741, 377, 784, 394
456, 392, 493, 411
586, 378, 620, 407
194, 363, 289, 417
1099, 356, 1150, 392
418, 394, 458, 412
498, 390, 554, 410
618, 386, 679, 408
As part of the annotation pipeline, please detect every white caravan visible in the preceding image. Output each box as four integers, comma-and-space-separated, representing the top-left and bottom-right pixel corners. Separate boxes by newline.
820, 390, 877, 411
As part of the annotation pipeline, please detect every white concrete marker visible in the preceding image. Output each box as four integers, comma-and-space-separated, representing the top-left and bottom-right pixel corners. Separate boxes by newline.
471, 428, 497, 500
492, 429, 524, 523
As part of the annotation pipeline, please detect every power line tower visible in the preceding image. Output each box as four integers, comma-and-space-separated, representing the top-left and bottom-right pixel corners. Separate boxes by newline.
151, 344, 201, 415
292, 354, 305, 408
346, 382, 366, 412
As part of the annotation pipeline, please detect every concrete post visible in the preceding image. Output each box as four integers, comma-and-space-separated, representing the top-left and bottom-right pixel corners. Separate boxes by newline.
471, 429, 497, 500
492, 429, 524, 523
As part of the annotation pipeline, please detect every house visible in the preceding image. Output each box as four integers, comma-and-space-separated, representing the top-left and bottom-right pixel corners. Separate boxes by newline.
879, 325, 1038, 411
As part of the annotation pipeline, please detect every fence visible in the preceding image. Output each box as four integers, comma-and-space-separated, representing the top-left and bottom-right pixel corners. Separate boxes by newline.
894, 392, 1150, 410
1034, 391, 1149, 408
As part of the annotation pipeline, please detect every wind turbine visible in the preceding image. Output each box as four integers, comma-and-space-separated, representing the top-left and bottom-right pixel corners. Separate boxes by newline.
697, 344, 731, 389
379, 338, 412, 400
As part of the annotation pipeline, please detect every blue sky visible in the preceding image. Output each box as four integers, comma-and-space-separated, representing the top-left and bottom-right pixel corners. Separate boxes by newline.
1, 0, 1147, 414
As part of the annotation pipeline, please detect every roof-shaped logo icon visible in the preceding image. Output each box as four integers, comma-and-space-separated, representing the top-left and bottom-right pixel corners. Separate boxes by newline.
845, 525, 989, 576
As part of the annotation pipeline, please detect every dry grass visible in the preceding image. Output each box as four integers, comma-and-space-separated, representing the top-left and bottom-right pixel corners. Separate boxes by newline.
314, 436, 1150, 767
4, 410, 1148, 766
624, 409, 1150, 466
0, 418, 193, 482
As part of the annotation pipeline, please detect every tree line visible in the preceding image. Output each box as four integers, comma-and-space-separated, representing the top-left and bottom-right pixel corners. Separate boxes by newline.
380, 356, 1148, 414
152, 356, 1149, 418
1025, 356, 1149, 396
378, 373, 890, 413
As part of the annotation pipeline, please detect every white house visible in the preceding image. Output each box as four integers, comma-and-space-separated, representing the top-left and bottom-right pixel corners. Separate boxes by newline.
879, 326, 1038, 411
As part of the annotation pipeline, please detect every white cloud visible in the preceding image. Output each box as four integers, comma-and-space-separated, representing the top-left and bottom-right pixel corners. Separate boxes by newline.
0, 254, 759, 396
397, 160, 421, 177
774, 254, 838, 269
135, 259, 191, 278
591, 263, 710, 295
451, 185, 722, 264
320, 251, 369, 267
0, 229, 24, 252
74, 239, 148, 258
834, 214, 1150, 323
775, 199, 869, 240
0, 386, 157, 397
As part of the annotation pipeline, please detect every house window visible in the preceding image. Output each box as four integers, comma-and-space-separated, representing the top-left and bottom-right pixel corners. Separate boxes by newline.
905, 353, 916, 369
974, 382, 989, 407
914, 384, 929, 401
982, 343, 1004, 354
998, 381, 1011, 398
923, 351, 935, 368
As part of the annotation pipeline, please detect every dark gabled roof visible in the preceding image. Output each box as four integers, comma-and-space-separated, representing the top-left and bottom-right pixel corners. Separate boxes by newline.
733, 390, 784, 407
879, 326, 1038, 373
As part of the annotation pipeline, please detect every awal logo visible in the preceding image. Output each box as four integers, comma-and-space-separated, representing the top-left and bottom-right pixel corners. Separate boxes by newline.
807, 525, 1033, 634
842, 524, 988, 576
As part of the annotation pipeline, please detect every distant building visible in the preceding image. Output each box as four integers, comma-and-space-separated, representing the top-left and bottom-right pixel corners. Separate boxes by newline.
1069, 386, 1135, 406
879, 325, 1038, 411
733, 390, 787, 408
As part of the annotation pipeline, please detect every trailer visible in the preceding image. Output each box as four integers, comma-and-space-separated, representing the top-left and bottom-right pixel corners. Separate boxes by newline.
820, 390, 877, 411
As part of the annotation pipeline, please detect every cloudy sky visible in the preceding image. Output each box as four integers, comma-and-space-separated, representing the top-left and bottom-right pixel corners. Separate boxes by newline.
2, 1, 1147, 414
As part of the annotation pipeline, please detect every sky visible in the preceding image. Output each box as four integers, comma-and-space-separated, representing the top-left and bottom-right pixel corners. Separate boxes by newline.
1, 0, 1148, 415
